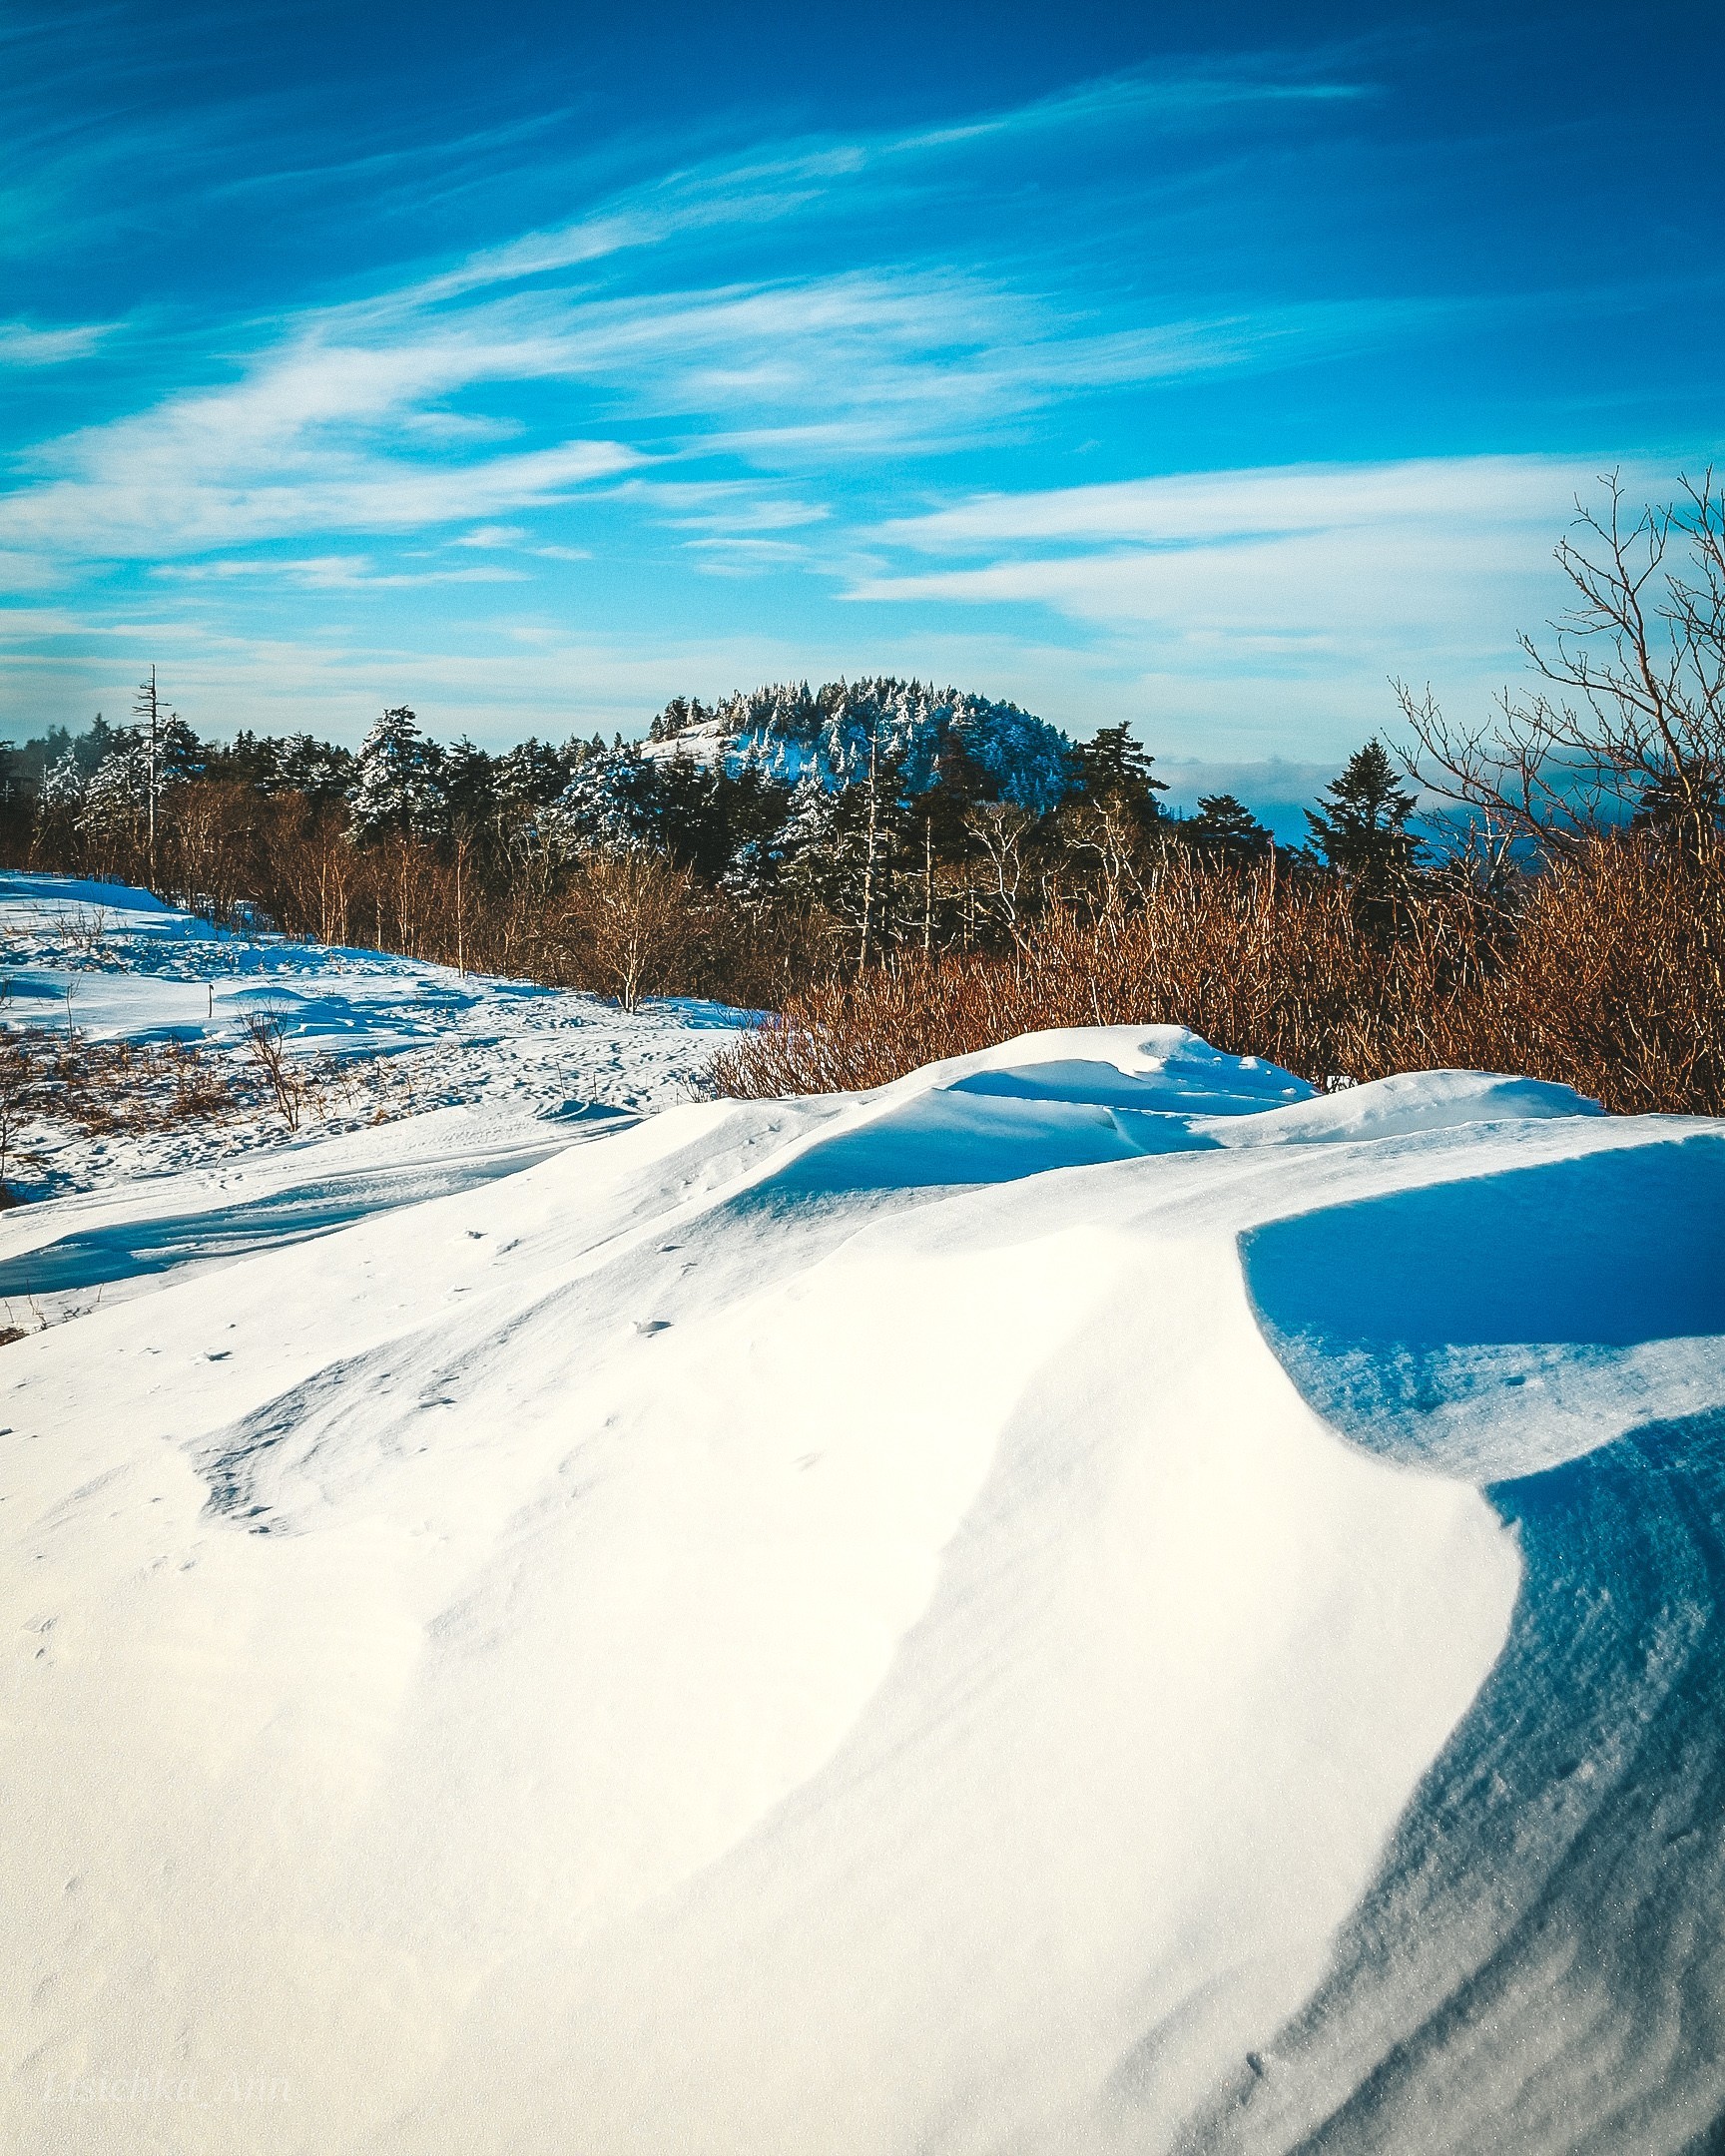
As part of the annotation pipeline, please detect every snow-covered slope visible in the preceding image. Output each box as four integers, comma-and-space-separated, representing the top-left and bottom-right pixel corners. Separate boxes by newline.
0, 871, 743, 1201
3, 965, 1723, 2146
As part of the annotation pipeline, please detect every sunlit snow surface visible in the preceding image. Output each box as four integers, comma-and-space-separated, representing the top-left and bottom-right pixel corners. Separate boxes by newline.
2, 877, 1723, 2152
0, 870, 745, 1217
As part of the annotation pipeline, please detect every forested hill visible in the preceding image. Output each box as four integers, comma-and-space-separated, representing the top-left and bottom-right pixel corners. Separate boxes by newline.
645, 677, 1072, 812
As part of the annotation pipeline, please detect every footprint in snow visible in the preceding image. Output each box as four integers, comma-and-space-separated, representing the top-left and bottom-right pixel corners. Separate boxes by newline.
633, 1320, 671, 1337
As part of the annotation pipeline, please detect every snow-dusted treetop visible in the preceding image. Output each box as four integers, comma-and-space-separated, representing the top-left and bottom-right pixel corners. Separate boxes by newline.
645, 677, 1073, 812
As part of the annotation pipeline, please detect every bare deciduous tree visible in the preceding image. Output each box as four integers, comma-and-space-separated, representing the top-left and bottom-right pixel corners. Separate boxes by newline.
557, 851, 698, 1013
1398, 471, 1725, 847
962, 803, 1034, 931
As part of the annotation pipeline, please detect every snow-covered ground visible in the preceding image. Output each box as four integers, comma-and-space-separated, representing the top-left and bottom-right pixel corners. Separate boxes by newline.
0, 871, 745, 1210
3, 875, 1724, 2152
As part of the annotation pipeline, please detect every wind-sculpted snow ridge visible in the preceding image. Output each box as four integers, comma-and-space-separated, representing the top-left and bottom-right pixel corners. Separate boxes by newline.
3, 1021, 1722, 2154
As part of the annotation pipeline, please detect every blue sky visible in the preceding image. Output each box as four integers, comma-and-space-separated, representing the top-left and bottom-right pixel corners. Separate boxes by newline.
2, 0, 1721, 813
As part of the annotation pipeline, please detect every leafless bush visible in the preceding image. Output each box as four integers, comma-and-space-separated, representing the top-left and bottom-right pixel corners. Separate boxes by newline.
1404, 828, 1725, 1114
551, 851, 701, 1012
32, 902, 112, 962
242, 1010, 306, 1132
714, 834, 1725, 1117
714, 855, 1385, 1096
0, 1026, 238, 1152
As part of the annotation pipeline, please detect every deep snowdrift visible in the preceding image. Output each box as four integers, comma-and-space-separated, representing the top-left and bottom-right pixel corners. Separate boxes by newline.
3, 987, 1723, 2149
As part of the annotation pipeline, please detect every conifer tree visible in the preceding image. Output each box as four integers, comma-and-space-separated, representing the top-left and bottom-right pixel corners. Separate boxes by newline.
38, 749, 86, 812
439, 738, 497, 826
1306, 741, 1420, 928
35, 750, 86, 850
1185, 793, 1272, 861
1069, 723, 1168, 832
347, 708, 445, 842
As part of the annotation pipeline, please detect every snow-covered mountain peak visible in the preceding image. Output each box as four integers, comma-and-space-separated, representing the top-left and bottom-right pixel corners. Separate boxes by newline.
642, 675, 1073, 810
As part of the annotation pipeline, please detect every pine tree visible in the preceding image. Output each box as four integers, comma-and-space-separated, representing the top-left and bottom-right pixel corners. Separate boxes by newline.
79, 744, 148, 839
493, 738, 573, 811
772, 769, 887, 941
542, 745, 662, 858
1306, 741, 1420, 925
439, 738, 496, 826
76, 716, 118, 778
39, 749, 86, 812
347, 708, 445, 842
1185, 793, 1272, 862
78, 716, 198, 848
1633, 768, 1724, 837
36, 750, 86, 847
1070, 723, 1168, 832
269, 735, 354, 805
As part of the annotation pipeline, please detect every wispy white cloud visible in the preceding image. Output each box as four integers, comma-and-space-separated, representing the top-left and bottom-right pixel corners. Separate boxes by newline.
842, 454, 1684, 752
399, 57, 1370, 309
871, 455, 1607, 553
0, 322, 637, 558
0, 263, 1346, 566
684, 534, 814, 575
892, 56, 1371, 160
154, 553, 531, 589
6, 36, 1684, 765
626, 480, 832, 534
0, 318, 112, 365
0, 37, 1408, 580
853, 455, 1661, 649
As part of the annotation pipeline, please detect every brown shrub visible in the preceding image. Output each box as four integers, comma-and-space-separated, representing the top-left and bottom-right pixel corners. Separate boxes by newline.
548, 852, 699, 1014
1407, 831, 1725, 1114
714, 834, 1725, 1117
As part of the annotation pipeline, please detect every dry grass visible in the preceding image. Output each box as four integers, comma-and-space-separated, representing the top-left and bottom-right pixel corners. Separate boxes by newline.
0, 1027, 242, 1202
714, 832, 1725, 1117
0, 1023, 388, 1187
1, 1029, 239, 1138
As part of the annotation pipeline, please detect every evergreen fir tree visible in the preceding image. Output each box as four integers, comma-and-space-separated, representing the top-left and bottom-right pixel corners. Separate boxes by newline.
439, 738, 497, 825
76, 716, 119, 778
493, 738, 574, 810
543, 745, 661, 857
39, 748, 86, 809
1632, 768, 1724, 837
77, 717, 198, 843
1306, 741, 1420, 928
270, 735, 354, 805
79, 743, 148, 837
347, 708, 445, 842
1069, 723, 1168, 832
1184, 793, 1272, 861
37, 750, 86, 835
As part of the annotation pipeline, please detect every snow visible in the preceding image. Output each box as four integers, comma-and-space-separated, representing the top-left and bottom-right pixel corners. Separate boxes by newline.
2, 876, 1722, 2152
636, 676, 1073, 811
0, 870, 746, 1204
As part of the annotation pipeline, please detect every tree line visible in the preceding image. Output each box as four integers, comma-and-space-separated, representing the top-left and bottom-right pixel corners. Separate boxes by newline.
5, 670, 1430, 1000
3, 476, 1721, 1107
